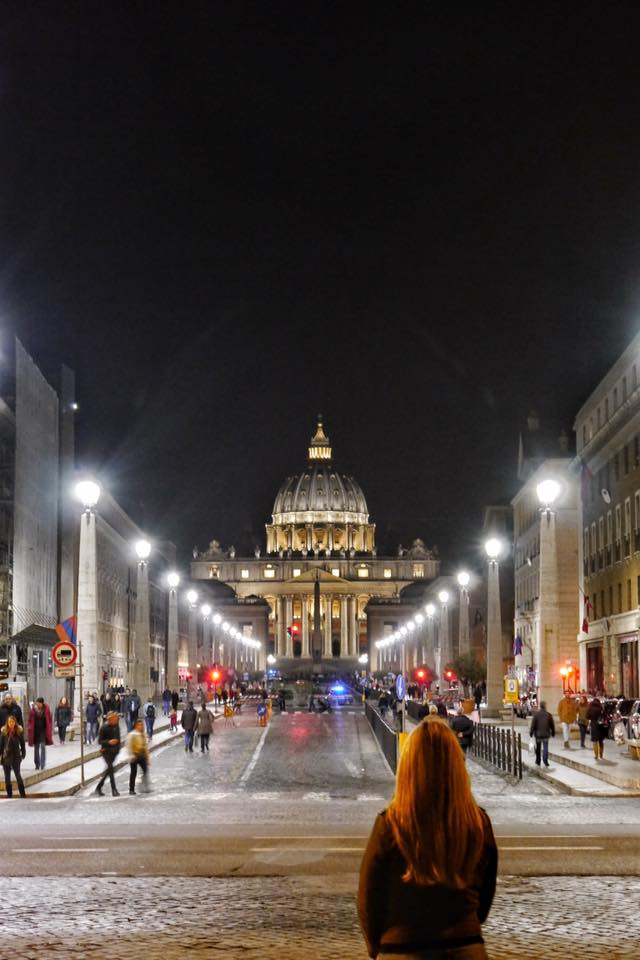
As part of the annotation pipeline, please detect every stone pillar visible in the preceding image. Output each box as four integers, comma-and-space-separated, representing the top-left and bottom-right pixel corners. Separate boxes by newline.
167, 585, 179, 690
133, 559, 151, 700
328, 526, 334, 552
285, 596, 293, 657
340, 596, 348, 657
301, 595, 310, 657
458, 587, 470, 657
345, 524, 351, 551
538, 509, 565, 709
75, 508, 99, 712
351, 596, 359, 658
440, 602, 451, 669
306, 524, 312, 551
485, 559, 503, 715
188, 606, 198, 694
323, 597, 333, 657
276, 596, 284, 657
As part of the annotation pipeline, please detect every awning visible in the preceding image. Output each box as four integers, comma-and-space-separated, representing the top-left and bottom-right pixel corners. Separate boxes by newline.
10, 624, 59, 648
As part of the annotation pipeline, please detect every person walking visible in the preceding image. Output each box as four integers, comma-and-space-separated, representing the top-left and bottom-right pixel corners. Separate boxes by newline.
0, 693, 24, 729
54, 697, 73, 744
27, 697, 52, 771
0, 713, 26, 798
171, 689, 179, 712
162, 688, 171, 716
125, 718, 150, 795
125, 689, 141, 732
196, 704, 214, 752
587, 696, 608, 761
451, 707, 474, 757
529, 700, 555, 767
94, 711, 121, 796
85, 695, 102, 745
557, 693, 578, 749
577, 694, 590, 749
181, 700, 197, 753
142, 698, 156, 739
358, 718, 497, 959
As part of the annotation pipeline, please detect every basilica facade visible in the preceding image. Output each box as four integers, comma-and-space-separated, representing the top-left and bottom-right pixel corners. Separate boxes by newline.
190, 418, 439, 673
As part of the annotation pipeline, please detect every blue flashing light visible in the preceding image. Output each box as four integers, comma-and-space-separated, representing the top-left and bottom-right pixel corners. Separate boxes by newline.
331, 684, 345, 693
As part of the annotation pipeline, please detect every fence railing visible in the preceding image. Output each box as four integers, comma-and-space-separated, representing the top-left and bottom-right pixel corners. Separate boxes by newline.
365, 701, 398, 773
472, 722, 522, 779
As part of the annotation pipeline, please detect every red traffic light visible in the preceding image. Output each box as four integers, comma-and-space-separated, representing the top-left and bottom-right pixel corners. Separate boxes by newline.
211, 669, 221, 682
292, 623, 299, 634
416, 669, 426, 680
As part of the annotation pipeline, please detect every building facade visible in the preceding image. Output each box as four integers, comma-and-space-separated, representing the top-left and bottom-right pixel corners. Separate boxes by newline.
191, 418, 439, 674
575, 333, 640, 697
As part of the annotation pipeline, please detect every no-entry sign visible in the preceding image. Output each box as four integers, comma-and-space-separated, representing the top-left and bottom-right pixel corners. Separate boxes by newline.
52, 640, 77, 669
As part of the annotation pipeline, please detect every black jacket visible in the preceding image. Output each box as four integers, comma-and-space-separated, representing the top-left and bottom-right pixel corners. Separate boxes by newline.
0, 702, 24, 729
55, 705, 73, 726
0, 725, 26, 764
98, 721, 121, 759
451, 715, 474, 748
530, 709, 555, 739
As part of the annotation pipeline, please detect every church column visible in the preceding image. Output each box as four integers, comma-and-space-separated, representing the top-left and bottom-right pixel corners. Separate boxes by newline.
285, 596, 293, 657
323, 596, 333, 657
276, 596, 284, 656
340, 595, 348, 657
306, 524, 312, 552
301, 595, 310, 657
345, 524, 351, 551
351, 596, 359, 658
328, 525, 334, 551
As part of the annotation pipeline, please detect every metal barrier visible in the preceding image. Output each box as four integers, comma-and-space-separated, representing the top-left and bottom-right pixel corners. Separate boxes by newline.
471, 722, 522, 779
365, 701, 398, 773
405, 699, 425, 723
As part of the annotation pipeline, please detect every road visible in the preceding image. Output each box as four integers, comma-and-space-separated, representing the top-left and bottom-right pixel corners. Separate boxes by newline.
3, 705, 640, 957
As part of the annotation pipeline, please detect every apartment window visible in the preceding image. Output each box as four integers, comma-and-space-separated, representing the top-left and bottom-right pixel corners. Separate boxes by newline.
358, 565, 369, 578
292, 568, 301, 577
383, 568, 392, 579
625, 498, 632, 536
263, 565, 275, 579
413, 563, 425, 578
241, 569, 250, 579
607, 511, 613, 545
618, 582, 623, 613
589, 417, 594, 440
627, 579, 632, 611
583, 527, 590, 559
615, 504, 622, 541
601, 589, 606, 617
614, 386, 619, 409
582, 424, 587, 447
598, 516, 605, 548
614, 452, 620, 482
331, 568, 340, 577
623, 376, 628, 402
591, 523, 597, 558
597, 406, 601, 430
624, 445, 630, 475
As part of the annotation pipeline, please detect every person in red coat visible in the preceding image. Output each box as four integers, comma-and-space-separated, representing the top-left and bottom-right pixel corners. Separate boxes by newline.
27, 697, 53, 770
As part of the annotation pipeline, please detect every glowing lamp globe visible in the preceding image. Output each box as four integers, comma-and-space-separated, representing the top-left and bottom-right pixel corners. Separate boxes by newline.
201, 603, 212, 617
425, 603, 436, 617
75, 480, 101, 509
438, 589, 450, 604
135, 539, 151, 560
457, 571, 470, 587
186, 589, 198, 606
485, 538, 503, 560
537, 479, 561, 508
167, 572, 180, 589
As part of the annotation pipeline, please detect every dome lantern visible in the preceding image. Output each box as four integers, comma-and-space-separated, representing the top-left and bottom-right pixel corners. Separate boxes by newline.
308, 414, 332, 462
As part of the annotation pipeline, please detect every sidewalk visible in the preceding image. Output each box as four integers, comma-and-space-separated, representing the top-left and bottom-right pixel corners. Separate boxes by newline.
2, 710, 183, 799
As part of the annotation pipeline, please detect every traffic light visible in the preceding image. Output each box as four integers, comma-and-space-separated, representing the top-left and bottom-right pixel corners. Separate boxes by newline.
211, 667, 221, 683
416, 668, 426, 681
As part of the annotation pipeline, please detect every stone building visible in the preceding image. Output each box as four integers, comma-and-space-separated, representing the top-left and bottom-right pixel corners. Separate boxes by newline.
575, 332, 640, 697
191, 418, 439, 675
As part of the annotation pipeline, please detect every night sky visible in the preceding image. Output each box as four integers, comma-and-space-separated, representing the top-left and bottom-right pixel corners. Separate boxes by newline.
2, 5, 640, 571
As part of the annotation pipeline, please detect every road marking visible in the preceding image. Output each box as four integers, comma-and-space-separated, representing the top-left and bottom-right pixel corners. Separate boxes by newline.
13, 847, 109, 853
497, 835, 599, 839
252, 835, 368, 840
500, 846, 604, 851
251, 846, 363, 853
239, 724, 270, 785
302, 791, 331, 801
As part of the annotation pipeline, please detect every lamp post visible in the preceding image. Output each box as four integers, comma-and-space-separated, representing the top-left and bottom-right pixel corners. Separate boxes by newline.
201, 603, 212, 674
457, 571, 471, 657
425, 603, 437, 689
186, 589, 198, 695
74, 480, 101, 762
438, 589, 451, 675
484, 537, 504, 716
166, 572, 180, 691
536, 479, 563, 709
133, 539, 152, 700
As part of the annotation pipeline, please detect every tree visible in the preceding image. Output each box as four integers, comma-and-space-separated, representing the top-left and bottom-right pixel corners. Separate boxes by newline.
452, 654, 486, 695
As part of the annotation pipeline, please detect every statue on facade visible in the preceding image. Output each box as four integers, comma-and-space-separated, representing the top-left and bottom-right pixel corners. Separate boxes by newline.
254, 546, 261, 558
205, 539, 224, 558
229, 545, 236, 559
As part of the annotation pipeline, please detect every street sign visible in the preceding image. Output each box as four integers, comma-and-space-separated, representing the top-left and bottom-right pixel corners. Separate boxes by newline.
396, 675, 406, 700
54, 665, 76, 679
503, 676, 519, 703
52, 640, 77, 669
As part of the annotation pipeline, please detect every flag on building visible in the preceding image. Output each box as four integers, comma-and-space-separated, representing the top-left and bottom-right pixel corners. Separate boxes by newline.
55, 615, 77, 646
513, 634, 523, 656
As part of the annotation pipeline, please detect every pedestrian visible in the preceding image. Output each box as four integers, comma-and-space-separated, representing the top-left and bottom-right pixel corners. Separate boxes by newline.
223, 701, 236, 727
378, 691, 389, 717
125, 688, 141, 732
104, 689, 115, 715
126, 718, 150, 795
436, 699, 448, 719
85, 695, 102, 745
113, 693, 122, 717
0, 693, 24, 729
169, 706, 178, 732
181, 700, 197, 753
308, 694, 316, 712
358, 718, 497, 959
451, 707, 474, 756
474, 682, 483, 712
587, 696, 608, 761
54, 697, 73, 744
0, 713, 26, 798
196, 704, 214, 752
27, 697, 52, 771
171, 689, 179, 712
428, 703, 438, 716
577, 694, 590, 749
278, 688, 286, 712
94, 711, 121, 796
162, 688, 171, 716
529, 700, 555, 767
142, 698, 156, 739
557, 692, 578, 749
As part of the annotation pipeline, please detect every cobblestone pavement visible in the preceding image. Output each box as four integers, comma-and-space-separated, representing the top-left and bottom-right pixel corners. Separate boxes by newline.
6, 874, 640, 958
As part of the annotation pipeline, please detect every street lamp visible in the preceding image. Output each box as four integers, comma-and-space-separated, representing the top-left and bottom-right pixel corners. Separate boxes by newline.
457, 571, 470, 588
75, 479, 101, 510
187, 589, 198, 606
133, 538, 152, 700
484, 537, 504, 715
536, 480, 563, 707
166, 572, 180, 691
537, 478, 561, 512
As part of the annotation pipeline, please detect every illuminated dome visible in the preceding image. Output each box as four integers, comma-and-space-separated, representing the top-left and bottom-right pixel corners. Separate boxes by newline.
267, 417, 375, 554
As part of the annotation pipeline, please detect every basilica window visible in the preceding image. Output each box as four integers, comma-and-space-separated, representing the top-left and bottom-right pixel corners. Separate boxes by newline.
383, 568, 392, 578
331, 568, 340, 577
357, 565, 369, 578
413, 563, 425, 578
292, 568, 301, 577
241, 569, 250, 579
263, 565, 275, 579
209, 565, 220, 579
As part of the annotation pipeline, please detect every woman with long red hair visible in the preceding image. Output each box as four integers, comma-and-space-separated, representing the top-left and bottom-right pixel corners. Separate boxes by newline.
358, 718, 497, 959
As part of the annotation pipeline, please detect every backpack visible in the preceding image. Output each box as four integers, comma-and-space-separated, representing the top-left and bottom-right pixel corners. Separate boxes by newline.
146, 703, 155, 719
